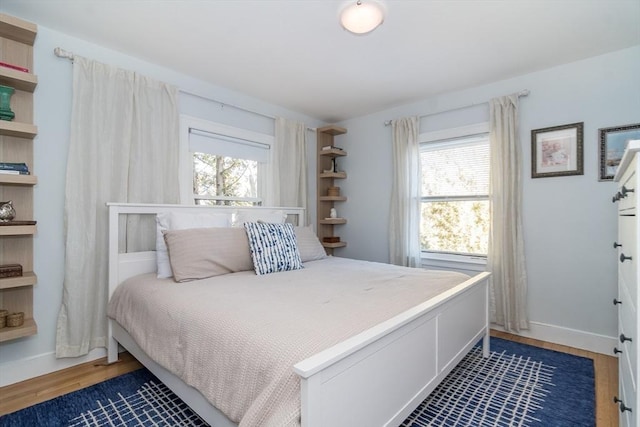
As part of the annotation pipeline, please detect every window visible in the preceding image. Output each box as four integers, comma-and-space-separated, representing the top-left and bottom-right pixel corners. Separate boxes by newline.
420, 130, 490, 257
192, 153, 259, 206
181, 117, 273, 206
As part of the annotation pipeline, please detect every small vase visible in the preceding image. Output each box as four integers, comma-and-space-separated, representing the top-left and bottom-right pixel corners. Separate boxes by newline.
0, 85, 15, 121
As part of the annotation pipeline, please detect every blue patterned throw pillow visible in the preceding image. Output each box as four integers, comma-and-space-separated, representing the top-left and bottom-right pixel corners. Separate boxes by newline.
244, 222, 304, 275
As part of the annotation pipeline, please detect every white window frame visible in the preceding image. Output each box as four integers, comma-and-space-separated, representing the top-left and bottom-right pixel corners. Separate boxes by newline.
418, 122, 490, 271
179, 115, 273, 205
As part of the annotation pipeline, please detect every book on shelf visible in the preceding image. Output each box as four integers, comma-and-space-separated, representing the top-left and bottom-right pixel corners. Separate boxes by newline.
0, 61, 29, 73
0, 170, 30, 175
321, 145, 344, 151
0, 162, 29, 172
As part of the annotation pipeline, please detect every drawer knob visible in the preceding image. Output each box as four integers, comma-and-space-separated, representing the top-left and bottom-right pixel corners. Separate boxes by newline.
613, 298, 622, 305
612, 193, 621, 203
621, 185, 635, 197
614, 396, 633, 413
620, 334, 633, 343
614, 242, 622, 249
614, 347, 623, 355
620, 253, 633, 263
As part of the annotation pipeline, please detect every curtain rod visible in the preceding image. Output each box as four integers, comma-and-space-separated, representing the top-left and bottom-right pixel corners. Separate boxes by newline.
383, 89, 530, 126
53, 46, 317, 131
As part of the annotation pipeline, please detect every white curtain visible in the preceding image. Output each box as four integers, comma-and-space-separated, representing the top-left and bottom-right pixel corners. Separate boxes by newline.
56, 57, 180, 357
266, 117, 307, 212
389, 117, 421, 267
488, 95, 529, 332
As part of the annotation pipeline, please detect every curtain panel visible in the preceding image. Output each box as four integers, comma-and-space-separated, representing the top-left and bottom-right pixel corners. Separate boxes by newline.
266, 117, 308, 219
389, 116, 421, 267
55, 57, 180, 357
488, 95, 529, 332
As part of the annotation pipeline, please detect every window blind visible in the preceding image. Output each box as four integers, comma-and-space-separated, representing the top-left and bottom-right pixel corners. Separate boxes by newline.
420, 134, 489, 198
189, 129, 269, 163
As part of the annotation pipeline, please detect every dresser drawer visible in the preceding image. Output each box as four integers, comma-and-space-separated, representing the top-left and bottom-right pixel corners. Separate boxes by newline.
620, 365, 637, 427
620, 299, 638, 387
619, 161, 637, 214
619, 215, 638, 305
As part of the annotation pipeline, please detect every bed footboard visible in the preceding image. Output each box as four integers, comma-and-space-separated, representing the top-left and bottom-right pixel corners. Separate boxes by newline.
294, 272, 490, 427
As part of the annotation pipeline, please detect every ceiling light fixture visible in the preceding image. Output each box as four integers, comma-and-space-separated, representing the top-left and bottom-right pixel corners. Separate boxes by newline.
339, 0, 385, 35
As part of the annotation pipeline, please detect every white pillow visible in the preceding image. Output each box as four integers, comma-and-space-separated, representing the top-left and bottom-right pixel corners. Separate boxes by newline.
294, 226, 327, 262
232, 209, 287, 227
156, 211, 231, 278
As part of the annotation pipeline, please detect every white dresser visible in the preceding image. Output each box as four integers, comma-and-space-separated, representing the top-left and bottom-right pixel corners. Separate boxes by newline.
614, 140, 640, 426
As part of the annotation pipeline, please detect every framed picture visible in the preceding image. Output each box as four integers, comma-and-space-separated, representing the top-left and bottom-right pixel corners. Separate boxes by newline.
531, 122, 583, 178
598, 123, 640, 181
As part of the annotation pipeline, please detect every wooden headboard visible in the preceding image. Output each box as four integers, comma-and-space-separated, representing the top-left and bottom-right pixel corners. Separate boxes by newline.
107, 203, 306, 298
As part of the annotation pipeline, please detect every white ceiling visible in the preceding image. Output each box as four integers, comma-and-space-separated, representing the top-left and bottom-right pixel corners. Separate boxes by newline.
3, 0, 640, 122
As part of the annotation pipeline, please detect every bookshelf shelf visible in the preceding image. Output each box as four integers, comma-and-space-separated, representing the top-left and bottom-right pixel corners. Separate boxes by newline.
319, 196, 347, 202
0, 13, 37, 45
0, 67, 37, 93
317, 125, 347, 136
319, 218, 347, 225
321, 241, 347, 249
319, 149, 347, 157
0, 120, 38, 138
0, 271, 37, 290
319, 172, 347, 179
0, 174, 37, 185
0, 318, 37, 342
0, 224, 37, 236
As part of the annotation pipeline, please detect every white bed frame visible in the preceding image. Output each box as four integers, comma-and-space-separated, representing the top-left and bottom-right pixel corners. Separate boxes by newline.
107, 203, 491, 427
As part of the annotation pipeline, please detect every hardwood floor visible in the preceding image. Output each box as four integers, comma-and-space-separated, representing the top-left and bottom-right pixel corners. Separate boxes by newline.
0, 331, 619, 426
0, 351, 143, 416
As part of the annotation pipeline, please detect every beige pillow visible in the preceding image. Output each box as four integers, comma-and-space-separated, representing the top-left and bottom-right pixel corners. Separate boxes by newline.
294, 226, 327, 262
156, 211, 231, 278
163, 227, 253, 282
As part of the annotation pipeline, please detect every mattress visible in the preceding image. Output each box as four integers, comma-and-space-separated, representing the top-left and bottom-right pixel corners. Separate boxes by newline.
107, 256, 470, 427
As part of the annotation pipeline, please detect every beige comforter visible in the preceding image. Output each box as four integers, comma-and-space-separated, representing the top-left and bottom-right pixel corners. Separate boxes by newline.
107, 257, 469, 427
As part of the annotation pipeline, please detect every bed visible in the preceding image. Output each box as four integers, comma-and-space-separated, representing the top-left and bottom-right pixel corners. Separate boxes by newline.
106, 203, 491, 427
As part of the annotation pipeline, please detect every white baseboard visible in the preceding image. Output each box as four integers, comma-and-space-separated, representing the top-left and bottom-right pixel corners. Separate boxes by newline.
0, 348, 106, 387
492, 320, 616, 355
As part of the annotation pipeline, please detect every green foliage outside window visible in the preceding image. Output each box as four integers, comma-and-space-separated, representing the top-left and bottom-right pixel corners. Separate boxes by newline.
193, 153, 258, 206
420, 200, 489, 255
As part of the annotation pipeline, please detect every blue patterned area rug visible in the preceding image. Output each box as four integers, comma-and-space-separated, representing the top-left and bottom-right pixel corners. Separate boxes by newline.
0, 338, 594, 427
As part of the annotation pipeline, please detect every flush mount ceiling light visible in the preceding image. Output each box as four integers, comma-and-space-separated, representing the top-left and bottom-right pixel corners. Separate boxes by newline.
339, 0, 385, 35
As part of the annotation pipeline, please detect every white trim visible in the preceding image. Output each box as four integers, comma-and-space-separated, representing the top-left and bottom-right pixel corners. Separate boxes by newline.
493, 321, 617, 355
421, 252, 487, 275
418, 122, 489, 143
0, 348, 106, 387
423, 251, 486, 265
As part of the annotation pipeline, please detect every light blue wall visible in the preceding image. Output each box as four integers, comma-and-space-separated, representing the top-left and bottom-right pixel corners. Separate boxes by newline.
0, 21, 322, 373
336, 45, 640, 340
